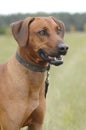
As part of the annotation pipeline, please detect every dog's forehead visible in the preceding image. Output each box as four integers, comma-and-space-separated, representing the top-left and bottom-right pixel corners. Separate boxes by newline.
35, 17, 54, 23
30, 17, 57, 30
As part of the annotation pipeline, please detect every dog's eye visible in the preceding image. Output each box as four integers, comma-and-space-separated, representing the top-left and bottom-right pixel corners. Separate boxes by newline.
57, 26, 62, 34
38, 29, 47, 36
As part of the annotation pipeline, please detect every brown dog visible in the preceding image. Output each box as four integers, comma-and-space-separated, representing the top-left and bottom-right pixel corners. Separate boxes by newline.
0, 17, 68, 130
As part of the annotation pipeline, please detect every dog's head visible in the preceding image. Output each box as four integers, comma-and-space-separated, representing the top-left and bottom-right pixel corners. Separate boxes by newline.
11, 17, 68, 66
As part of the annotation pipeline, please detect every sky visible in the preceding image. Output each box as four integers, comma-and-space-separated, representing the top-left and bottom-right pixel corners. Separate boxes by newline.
0, 0, 86, 15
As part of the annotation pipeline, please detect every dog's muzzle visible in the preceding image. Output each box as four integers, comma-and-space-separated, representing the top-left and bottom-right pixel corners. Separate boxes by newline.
38, 43, 69, 66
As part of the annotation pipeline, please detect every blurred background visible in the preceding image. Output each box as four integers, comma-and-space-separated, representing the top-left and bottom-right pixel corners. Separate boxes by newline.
0, 0, 86, 130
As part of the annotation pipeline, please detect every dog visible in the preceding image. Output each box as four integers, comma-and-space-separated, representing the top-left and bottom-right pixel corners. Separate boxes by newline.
0, 17, 68, 130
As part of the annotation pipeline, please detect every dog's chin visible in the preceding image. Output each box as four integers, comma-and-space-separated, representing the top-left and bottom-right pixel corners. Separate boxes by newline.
38, 49, 64, 66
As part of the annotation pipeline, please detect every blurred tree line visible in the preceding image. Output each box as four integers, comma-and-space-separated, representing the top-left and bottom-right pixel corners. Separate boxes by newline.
0, 12, 86, 34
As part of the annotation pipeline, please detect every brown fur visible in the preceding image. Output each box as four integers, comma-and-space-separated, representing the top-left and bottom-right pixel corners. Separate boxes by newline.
0, 17, 66, 130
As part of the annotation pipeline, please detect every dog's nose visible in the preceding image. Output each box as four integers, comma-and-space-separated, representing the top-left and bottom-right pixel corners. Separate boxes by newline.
58, 43, 69, 55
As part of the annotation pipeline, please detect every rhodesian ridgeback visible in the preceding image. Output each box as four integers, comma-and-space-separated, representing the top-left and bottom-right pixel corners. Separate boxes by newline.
0, 17, 68, 130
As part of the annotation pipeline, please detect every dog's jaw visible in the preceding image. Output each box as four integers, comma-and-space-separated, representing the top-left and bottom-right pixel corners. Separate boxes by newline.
38, 49, 64, 66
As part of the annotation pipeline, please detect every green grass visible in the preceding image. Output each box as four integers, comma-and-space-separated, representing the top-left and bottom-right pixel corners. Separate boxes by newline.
0, 33, 86, 130
0, 35, 16, 62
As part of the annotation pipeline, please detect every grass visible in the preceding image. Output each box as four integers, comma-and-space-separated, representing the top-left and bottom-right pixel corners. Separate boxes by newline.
0, 32, 86, 130
0, 35, 16, 62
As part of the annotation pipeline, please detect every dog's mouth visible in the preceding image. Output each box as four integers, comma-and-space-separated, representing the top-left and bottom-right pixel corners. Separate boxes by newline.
38, 49, 64, 66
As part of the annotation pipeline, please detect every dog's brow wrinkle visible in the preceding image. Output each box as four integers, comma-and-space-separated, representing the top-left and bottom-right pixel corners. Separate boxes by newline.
45, 18, 52, 24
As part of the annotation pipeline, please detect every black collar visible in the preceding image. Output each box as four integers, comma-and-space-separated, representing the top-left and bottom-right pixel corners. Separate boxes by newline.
16, 52, 50, 72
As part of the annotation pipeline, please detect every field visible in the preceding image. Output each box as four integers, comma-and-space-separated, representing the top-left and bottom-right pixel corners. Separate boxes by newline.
0, 32, 86, 130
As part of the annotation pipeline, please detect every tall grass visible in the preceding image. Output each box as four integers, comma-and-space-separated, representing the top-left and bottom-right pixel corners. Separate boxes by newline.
0, 33, 86, 130
0, 35, 16, 62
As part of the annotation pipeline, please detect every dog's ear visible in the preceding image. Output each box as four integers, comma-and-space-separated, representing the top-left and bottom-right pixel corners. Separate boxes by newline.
51, 17, 65, 38
10, 17, 34, 47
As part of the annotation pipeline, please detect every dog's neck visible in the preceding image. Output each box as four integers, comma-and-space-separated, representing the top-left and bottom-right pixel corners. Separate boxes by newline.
16, 52, 50, 72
